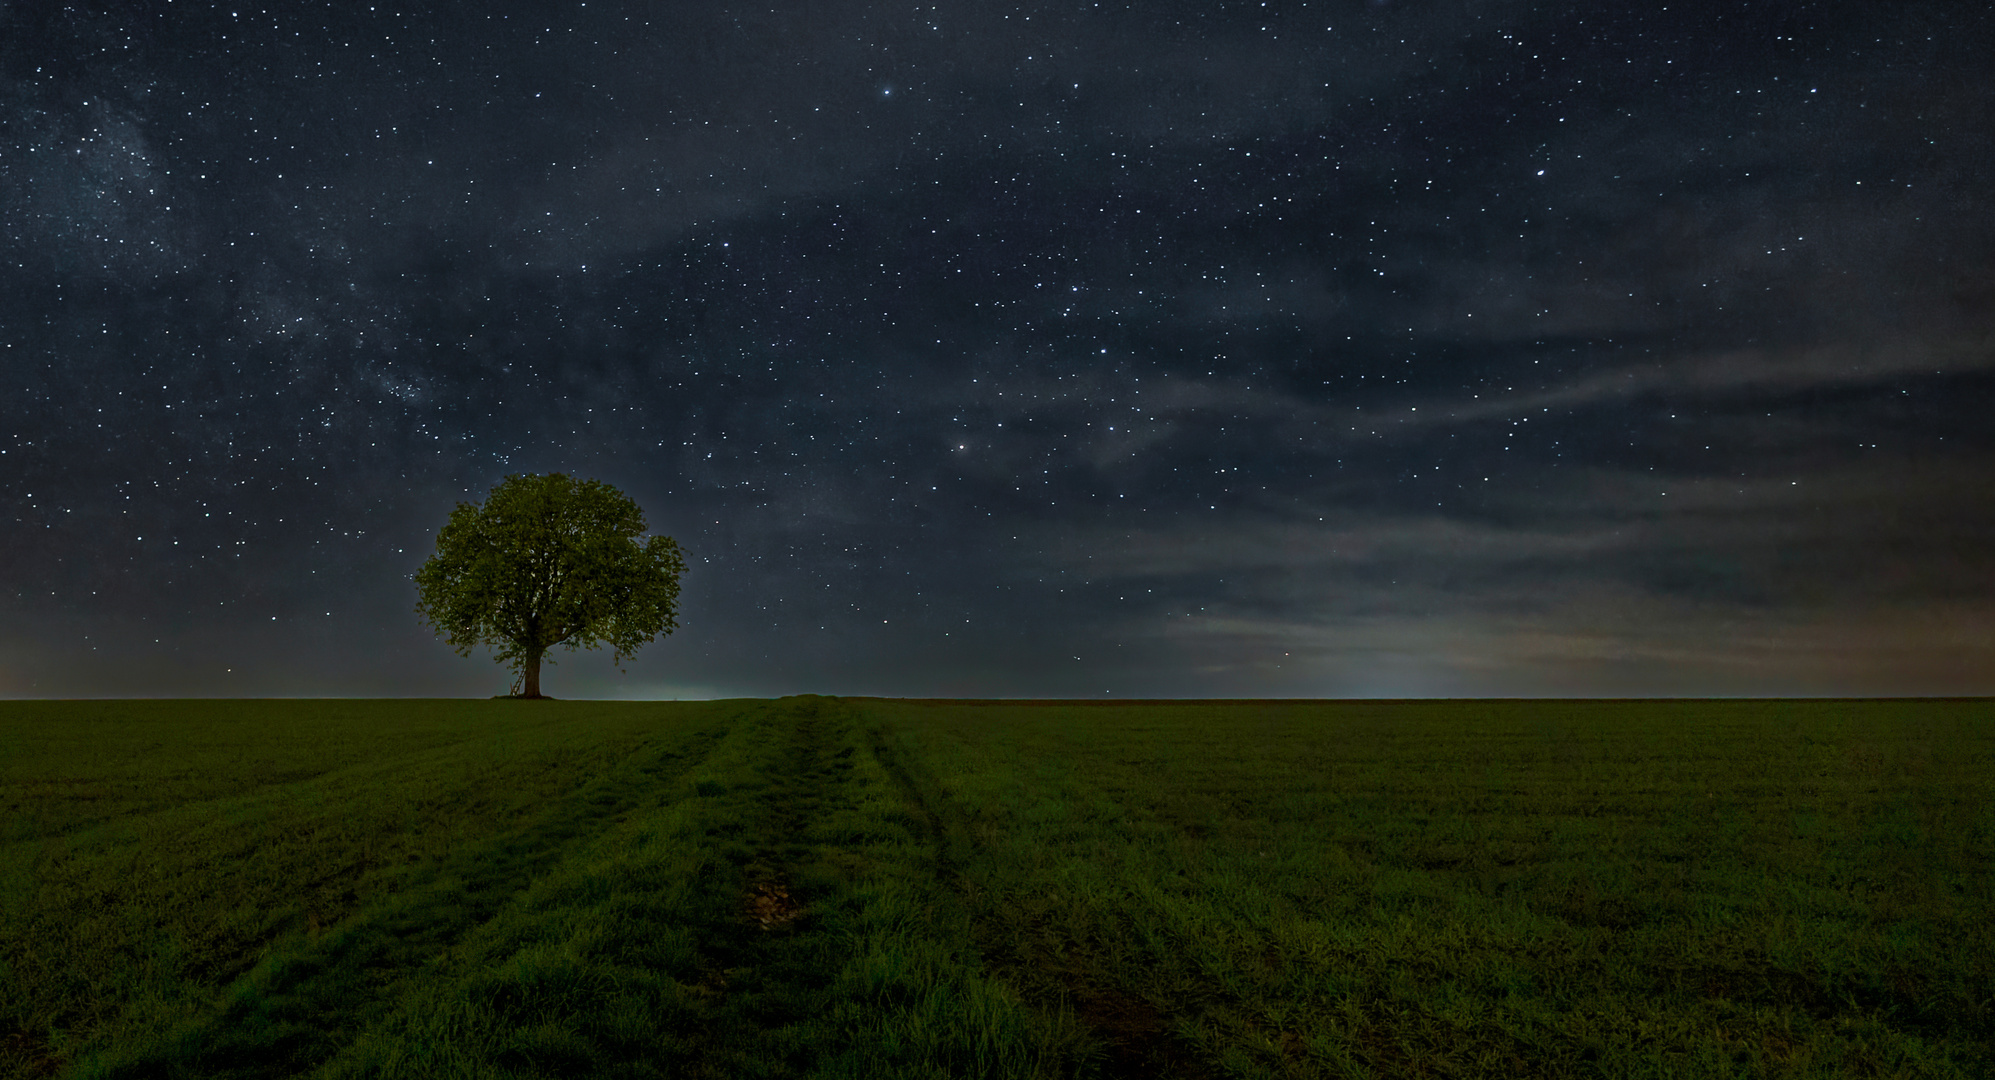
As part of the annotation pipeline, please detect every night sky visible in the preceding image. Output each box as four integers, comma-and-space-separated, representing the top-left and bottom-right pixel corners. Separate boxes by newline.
5, 1, 1993, 699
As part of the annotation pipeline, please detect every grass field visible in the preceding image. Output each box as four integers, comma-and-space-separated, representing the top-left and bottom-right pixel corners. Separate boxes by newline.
2, 697, 1989, 1079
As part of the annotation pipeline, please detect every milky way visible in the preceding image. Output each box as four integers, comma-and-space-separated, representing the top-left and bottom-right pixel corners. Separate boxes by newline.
4, 1, 1992, 698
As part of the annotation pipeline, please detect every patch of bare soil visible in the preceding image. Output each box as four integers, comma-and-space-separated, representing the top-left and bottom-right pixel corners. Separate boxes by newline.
687, 965, 734, 1001
745, 881, 804, 930
2, 1031, 64, 1079
1066, 981, 1220, 1080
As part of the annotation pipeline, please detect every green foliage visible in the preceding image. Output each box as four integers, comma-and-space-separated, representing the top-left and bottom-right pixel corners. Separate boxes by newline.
413, 473, 686, 692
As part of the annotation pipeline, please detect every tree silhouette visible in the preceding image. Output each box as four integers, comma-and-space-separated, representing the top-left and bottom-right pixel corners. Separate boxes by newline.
414, 473, 685, 698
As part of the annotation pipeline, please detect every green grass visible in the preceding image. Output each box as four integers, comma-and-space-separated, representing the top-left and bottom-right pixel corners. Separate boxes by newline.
3, 698, 1990, 1078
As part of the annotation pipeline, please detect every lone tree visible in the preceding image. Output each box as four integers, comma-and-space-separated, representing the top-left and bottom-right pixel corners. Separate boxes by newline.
414, 473, 686, 698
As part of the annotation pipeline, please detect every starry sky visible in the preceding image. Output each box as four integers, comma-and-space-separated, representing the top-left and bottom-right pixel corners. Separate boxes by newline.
4, 0, 1993, 699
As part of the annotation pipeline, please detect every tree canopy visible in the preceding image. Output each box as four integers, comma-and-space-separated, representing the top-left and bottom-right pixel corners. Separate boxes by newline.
414, 473, 685, 698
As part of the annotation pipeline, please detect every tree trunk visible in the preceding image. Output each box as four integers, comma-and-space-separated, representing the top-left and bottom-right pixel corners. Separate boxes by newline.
522, 648, 544, 698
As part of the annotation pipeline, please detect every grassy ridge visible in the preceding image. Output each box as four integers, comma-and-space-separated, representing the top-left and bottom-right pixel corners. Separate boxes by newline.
3, 697, 1991, 1078
856, 698, 1995, 1078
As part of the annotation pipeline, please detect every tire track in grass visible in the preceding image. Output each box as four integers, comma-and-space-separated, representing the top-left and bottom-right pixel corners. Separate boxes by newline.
670, 693, 967, 1074
296, 697, 845, 1078
5, 702, 729, 1072
64, 698, 1095, 1079
64, 713, 740, 1080
233, 696, 835, 1079
598, 694, 1095, 1079
857, 708, 1209, 1080
782, 697, 1098, 1080
302, 702, 789, 1080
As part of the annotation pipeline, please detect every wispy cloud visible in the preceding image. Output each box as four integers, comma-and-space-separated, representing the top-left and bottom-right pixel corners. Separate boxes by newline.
1122, 597, 1995, 697
1373, 335, 1995, 432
